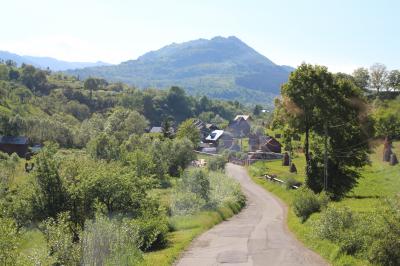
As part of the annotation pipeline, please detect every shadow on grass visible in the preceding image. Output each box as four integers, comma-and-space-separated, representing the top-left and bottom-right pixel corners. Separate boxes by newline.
345, 195, 381, 199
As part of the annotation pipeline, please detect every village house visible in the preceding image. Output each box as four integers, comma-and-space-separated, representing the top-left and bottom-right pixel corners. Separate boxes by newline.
0, 136, 29, 157
227, 116, 251, 137
204, 130, 234, 150
192, 119, 219, 140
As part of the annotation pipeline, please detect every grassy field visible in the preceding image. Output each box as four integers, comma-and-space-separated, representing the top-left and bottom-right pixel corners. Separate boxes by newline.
248, 141, 399, 266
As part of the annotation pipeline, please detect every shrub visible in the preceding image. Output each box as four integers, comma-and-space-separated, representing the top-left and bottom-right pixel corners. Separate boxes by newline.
171, 191, 206, 215
82, 215, 143, 266
293, 187, 326, 222
208, 171, 245, 208
207, 156, 227, 171
181, 169, 210, 201
134, 216, 169, 251
285, 177, 301, 190
41, 212, 81, 266
316, 207, 354, 241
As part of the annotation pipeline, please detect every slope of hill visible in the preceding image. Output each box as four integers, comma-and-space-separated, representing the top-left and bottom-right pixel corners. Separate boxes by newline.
67, 36, 293, 105
0, 51, 110, 71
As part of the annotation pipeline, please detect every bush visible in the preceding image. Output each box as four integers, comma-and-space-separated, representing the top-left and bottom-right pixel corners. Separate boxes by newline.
293, 187, 327, 222
316, 207, 354, 241
134, 216, 169, 251
207, 156, 227, 171
82, 214, 143, 266
285, 177, 301, 190
181, 169, 210, 201
208, 171, 245, 208
171, 191, 206, 215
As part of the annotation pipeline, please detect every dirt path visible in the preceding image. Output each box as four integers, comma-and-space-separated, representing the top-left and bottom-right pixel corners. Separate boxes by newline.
176, 163, 328, 266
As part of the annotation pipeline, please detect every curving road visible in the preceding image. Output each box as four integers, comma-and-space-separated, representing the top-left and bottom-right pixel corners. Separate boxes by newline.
176, 163, 328, 266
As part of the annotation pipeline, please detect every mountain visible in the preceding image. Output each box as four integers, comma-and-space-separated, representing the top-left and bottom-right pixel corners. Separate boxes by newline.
67, 36, 294, 105
0, 51, 110, 71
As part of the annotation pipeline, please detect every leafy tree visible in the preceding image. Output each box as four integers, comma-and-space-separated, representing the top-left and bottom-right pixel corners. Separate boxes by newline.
41, 212, 81, 265
169, 138, 196, 176
104, 109, 149, 143
87, 133, 120, 161
281, 64, 371, 198
32, 143, 68, 219
84, 77, 107, 100
176, 118, 201, 148
0, 217, 19, 265
8, 69, 20, 80
0, 65, 9, 80
20, 65, 48, 95
387, 70, 400, 91
253, 104, 263, 116
352, 67, 370, 91
369, 63, 388, 94
373, 100, 400, 139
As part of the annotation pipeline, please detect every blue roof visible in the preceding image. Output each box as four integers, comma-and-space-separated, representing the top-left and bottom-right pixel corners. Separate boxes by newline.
0, 136, 28, 145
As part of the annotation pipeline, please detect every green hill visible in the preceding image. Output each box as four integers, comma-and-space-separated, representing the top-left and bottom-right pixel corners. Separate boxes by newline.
66, 36, 293, 106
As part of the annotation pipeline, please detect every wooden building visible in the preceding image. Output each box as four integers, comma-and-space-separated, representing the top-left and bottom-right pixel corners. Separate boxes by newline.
0, 136, 29, 157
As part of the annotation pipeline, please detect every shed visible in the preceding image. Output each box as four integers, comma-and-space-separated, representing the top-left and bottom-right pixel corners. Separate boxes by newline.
0, 136, 29, 157
260, 137, 282, 153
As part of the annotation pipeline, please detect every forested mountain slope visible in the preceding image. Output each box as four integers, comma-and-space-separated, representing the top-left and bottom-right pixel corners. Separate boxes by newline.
67, 36, 293, 105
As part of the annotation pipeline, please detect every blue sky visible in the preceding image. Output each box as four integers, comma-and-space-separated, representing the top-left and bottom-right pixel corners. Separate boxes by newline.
1, 0, 399, 72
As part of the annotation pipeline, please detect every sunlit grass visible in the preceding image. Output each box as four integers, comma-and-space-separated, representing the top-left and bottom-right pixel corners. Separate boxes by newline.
248, 141, 399, 266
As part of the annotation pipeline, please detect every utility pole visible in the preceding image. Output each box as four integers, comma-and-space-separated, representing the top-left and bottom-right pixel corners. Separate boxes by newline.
323, 122, 328, 191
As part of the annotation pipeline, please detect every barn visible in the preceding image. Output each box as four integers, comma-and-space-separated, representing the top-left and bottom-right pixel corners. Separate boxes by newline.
0, 136, 29, 157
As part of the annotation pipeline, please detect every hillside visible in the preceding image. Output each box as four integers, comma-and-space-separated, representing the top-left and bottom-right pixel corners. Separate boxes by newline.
67, 36, 293, 105
0, 51, 110, 71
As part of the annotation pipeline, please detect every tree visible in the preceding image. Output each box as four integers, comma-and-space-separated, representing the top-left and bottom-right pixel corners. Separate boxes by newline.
373, 100, 400, 140
370, 63, 388, 94
0, 217, 19, 265
33, 143, 68, 219
0, 65, 8, 80
253, 104, 263, 116
352, 67, 370, 91
86, 133, 120, 161
387, 70, 400, 91
281, 64, 371, 198
41, 212, 81, 265
8, 69, 20, 80
20, 65, 48, 95
176, 118, 201, 148
84, 77, 107, 100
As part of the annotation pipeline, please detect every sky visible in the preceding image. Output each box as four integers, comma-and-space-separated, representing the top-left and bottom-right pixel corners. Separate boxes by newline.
1, 0, 399, 73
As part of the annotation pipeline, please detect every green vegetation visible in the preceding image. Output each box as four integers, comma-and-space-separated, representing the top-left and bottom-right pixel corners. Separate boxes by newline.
66, 36, 292, 106
248, 63, 400, 265
249, 142, 399, 265
0, 63, 245, 264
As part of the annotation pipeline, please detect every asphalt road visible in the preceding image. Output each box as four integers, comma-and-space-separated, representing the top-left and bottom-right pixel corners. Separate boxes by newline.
176, 163, 328, 266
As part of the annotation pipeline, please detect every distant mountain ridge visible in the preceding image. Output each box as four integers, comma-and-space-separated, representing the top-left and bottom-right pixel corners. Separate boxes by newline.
0, 51, 110, 71
67, 36, 293, 105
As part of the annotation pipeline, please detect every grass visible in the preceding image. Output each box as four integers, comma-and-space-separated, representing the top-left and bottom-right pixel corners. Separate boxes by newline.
140, 202, 242, 266
248, 141, 399, 266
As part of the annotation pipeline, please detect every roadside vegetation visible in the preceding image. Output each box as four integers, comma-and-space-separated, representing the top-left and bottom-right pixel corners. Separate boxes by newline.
0, 62, 245, 265
250, 63, 400, 266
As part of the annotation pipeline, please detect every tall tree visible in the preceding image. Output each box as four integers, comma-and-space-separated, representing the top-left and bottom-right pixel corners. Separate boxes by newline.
387, 70, 400, 91
280, 63, 371, 198
176, 119, 201, 148
352, 67, 370, 91
369, 63, 388, 95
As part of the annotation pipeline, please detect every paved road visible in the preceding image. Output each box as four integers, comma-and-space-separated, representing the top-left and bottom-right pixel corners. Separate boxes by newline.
176, 163, 328, 266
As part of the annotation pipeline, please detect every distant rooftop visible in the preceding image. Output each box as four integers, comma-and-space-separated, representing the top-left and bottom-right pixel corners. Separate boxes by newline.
0, 136, 28, 145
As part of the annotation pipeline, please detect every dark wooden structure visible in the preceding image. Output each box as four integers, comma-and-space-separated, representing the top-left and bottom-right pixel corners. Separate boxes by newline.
0, 136, 29, 157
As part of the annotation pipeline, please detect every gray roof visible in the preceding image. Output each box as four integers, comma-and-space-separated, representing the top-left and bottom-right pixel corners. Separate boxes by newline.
149, 127, 163, 133
0, 136, 28, 145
